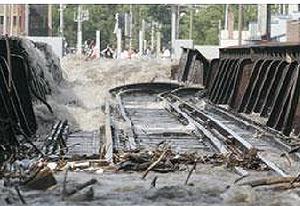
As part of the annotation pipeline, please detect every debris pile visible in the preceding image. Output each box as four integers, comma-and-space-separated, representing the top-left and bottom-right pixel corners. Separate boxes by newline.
114, 143, 267, 177
0, 36, 62, 167
0, 117, 99, 203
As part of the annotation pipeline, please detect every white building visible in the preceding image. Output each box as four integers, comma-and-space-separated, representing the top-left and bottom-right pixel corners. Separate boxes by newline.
219, 4, 300, 47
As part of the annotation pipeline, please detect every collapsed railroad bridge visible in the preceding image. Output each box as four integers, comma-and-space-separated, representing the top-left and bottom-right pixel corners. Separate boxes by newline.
3, 37, 300, 200
104, 43, 300, 178
173, 44, 300, 137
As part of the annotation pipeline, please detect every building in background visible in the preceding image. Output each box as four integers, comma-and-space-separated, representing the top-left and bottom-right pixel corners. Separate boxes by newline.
0, 4, 52, 36
0, 5, 26, 35
220, 4, 300, 47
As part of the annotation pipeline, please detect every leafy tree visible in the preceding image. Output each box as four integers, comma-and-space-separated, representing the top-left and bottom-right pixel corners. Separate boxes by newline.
51, 4, 259, 48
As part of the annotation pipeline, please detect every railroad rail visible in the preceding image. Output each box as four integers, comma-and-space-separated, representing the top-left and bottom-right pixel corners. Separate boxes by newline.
106, 83, 214, 155
173, 44, 300, 137
104, 82, 300, 177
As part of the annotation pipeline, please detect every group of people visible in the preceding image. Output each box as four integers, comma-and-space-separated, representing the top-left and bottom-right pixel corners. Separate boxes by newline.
81, 39, 171, 61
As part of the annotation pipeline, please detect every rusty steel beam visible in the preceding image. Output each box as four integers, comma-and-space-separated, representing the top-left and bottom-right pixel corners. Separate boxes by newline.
173, 48, 209, 86
161, 93, 289, 176
205, 44, 300, 137
175, 43, 300, 137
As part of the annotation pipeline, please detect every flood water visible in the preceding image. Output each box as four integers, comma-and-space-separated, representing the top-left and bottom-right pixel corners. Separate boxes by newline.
24, 56, 300, 205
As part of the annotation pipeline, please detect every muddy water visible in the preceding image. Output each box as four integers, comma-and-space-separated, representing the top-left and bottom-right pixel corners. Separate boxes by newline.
35, 55, 173, 135
3, 164, 300, 205
28, 56, 300, 205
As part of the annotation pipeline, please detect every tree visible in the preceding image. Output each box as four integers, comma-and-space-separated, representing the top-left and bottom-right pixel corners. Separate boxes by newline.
51, 4, 259, 48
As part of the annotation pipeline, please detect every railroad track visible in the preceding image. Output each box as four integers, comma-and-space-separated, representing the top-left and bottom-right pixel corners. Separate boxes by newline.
105, 83, 300, 177
107, 83, 215, 156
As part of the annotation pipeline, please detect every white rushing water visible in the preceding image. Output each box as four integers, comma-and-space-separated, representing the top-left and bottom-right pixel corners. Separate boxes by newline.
27, 54, 300, 206
35, 55, 174, 135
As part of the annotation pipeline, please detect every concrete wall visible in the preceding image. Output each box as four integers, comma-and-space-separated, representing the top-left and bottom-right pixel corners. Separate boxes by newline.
174, 39, 193, 59
287, 20, 300, 42
219, 39, 250, 47
27, 36, 63, 58
220, 30, 250, 47
194, 45, 220, 60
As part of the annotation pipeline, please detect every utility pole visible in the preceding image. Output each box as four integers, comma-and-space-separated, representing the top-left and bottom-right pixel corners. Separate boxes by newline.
156, 23, 161, 58
10, 4, 13, 36
151, 21, 154, 51
238, 4, 243, 46
142, 19, 145, 43
25, 4, 29, 36
117, 28, 122, 58
124, 12, 131, 49
76, 5, 82, 55
3, 5, 7, 35
189, 7, 193, 40
129, 5, 133, 51
16, 6, 20, 34
257, 4, 267, 39
59, 4, 64, 37
224, 4, 229, 30
218, 19, 221, 46
280, 4, 284, 14
144, 39, 147, 52
139, 19, 145, 54
257, 4, 271, 41
171, 5, 176, 59
176, 5, 180, 39
266, 4, 271, 41
96, 30, 101, 57
124, 13, 129, 37
48, 5, 53, 36
139, 30, 143, 54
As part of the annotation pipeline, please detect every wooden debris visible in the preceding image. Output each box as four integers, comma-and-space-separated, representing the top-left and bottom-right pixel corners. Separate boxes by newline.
64, 178, 98, 197
233, 167, 249, 184
151, 176, 158, 188
15, 186, 26, 204
142, 149, 168, 179
185, 161, 197, 185
62, 166, 70, 197
114, 142, 266, 175
238, 176, 295, 187
234, 175, 248, 184
65, 187, 95, 202
280, 152, 292, 167
288, 146, 300, 154
269, 182, 300, 191
23, 166, 57, 190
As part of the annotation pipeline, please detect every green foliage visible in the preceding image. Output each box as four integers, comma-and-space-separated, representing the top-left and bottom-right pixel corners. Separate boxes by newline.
180, 5, 224, 45
229, 4, 258, 30
51, 4, 259, 48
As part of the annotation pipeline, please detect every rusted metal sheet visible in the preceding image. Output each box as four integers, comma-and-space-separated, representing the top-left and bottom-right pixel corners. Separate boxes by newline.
176, 48, 189, 82
228, 62, 253, 109
174, 48, 209, 87
201, 43, 300, 137
206, 58, 219, 91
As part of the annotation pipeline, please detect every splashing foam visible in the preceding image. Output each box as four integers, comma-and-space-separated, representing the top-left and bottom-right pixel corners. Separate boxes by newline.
37, 56, 173, 134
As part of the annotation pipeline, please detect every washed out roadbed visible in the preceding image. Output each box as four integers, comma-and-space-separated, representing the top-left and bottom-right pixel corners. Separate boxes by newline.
2, 57, 300, 206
